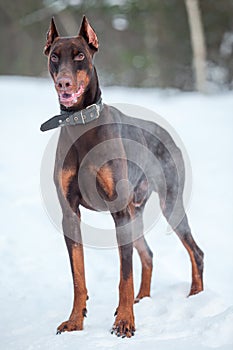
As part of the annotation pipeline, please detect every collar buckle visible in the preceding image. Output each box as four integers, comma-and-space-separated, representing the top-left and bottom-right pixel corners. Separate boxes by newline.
80, 103, 100, 124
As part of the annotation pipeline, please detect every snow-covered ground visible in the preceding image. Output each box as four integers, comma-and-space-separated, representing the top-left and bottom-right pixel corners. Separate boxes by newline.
0, 76, 232, 350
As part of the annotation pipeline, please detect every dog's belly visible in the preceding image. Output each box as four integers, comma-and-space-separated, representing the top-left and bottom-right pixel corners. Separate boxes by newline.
79, 194, 108, 212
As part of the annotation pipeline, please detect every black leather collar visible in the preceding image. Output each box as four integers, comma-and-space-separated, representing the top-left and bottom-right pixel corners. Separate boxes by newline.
40, 98, 104, 132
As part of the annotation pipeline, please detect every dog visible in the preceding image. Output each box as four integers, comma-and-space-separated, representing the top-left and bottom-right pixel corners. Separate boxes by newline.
41, 16, 204, 338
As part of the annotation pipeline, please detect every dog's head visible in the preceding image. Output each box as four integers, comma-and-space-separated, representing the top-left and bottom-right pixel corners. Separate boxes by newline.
44, 16, 98, 108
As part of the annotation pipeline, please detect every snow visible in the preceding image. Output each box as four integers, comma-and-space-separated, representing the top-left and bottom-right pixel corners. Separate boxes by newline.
0, 76, 233, 349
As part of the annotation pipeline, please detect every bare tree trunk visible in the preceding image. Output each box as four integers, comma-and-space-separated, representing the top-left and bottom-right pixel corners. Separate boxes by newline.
185, 0, 207, 93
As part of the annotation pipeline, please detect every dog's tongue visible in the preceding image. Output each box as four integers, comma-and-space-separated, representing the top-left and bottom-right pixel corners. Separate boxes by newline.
59, 85, 84, 107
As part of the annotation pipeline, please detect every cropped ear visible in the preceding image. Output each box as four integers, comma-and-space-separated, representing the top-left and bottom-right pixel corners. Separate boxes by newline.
78, 16, 98, 51
44, 17, 59, 56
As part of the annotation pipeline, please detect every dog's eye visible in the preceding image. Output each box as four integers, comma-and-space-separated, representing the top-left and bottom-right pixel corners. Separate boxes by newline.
51, 54, 59, 63
74, 53, 85, 61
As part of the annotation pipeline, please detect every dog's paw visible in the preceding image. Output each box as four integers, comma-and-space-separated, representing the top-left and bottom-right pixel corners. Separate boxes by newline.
188, 283, 204, 297
134, 292, 151, 304
134, 297, 141, 304
111, 320, 135, 338
111, 309, 135, 338
56, 319, 84, 334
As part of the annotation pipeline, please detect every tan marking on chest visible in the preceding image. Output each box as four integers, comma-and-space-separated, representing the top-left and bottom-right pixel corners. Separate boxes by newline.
90, 164, 114, 198
59, 168, 76, 197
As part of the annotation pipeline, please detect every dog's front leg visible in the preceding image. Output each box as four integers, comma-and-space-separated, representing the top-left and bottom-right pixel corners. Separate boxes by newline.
111, 209, 135, 338
57, 210, 88, 334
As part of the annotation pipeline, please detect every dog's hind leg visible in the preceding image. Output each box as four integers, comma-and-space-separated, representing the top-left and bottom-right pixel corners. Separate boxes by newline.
154, 140, 204, 296
159, 185, 204, 296
176, 215, 204, 296
133, 210, 153, 303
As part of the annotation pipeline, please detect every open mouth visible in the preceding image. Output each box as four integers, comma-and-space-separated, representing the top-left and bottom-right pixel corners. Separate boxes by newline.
59, 84, 84, 107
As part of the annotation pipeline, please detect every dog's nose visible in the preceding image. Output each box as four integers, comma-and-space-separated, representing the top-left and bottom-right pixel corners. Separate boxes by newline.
56, 76, 73, 91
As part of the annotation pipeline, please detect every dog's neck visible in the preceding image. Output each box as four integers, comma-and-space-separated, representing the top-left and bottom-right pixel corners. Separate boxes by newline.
60, 66, 101, 113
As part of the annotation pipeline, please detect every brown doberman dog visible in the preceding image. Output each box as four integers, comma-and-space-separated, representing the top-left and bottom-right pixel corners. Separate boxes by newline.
41, 16, 204, 338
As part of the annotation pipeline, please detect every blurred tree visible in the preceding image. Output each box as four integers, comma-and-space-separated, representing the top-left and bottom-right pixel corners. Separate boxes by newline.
0, 0, 232, 91
185, 0, 207, 92
0, 0, 46, 75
